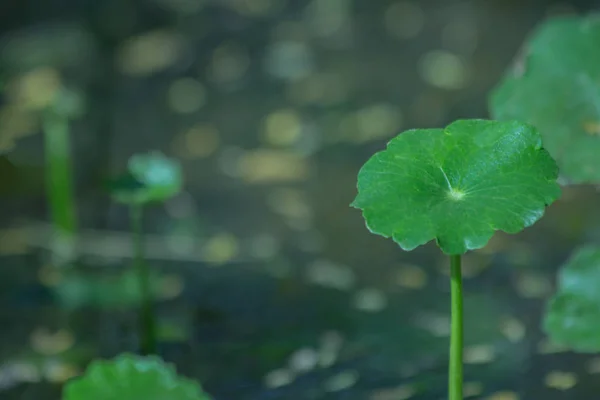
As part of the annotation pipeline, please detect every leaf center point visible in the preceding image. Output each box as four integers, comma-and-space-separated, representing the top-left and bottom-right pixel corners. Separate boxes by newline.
447, 188, 466, 201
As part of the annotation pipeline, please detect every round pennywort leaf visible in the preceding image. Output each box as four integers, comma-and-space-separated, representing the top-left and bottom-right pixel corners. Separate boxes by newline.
544, 246, 600, 352
490, 15, 600, 184
351, 119, 560, 255
63, 353, 211, 400
109, 152, 183, 205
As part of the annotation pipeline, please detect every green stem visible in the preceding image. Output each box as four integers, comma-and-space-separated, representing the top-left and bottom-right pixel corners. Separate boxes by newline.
43, 110, 77, 263
130, 204, 156, 355
449, 254, 463, 400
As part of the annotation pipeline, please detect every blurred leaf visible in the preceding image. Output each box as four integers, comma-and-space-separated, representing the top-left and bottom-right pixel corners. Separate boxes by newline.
545, 292, 600, 352
490, 15, 600, 184
557, 246, 600, 301
109, 152, 183, 205
63, 353, 211, 400
543, 246, 600, 352
106, 173, 146, 202
351, 119, 560, 255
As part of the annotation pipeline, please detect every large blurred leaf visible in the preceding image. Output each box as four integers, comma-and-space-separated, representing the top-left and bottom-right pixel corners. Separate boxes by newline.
544, 246, 600, 352
490, 15, 600, 184
351, 119, 560, 255
63, 353, 211, 400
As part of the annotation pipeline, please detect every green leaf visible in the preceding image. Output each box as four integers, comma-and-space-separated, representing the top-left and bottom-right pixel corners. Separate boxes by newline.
109, 152, 183, 205
351, 119, 561, 255
543, 246, 600, 352
490, 15, 600, 184
63, 353, 212, 400
544, 292, 600, 353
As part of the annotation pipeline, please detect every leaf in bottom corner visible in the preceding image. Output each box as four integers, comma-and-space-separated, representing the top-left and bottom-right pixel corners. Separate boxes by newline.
62, 353, 212, 400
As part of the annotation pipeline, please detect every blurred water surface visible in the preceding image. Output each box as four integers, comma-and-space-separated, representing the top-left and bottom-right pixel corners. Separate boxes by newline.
1, 1, 600, 399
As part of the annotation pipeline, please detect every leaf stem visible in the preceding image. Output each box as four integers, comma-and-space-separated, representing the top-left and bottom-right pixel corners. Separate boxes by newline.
449, 254, 463, 400
43, 109, 77, 264
130, 204, 156, 355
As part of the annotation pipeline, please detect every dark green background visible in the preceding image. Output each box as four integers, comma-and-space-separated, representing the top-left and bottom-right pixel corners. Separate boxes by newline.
1, 1, 600, 399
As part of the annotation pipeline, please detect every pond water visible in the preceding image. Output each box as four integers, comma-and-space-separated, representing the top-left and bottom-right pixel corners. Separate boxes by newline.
1, 1, 600, 399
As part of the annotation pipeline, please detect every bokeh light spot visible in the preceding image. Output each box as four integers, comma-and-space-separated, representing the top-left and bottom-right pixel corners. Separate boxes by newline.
117, 30, 184, 76
418, 50, 467, 90
173, 123, 220, 159
263, 109, 302, 147
544, 371, 577, 390
167, 78, 207, 114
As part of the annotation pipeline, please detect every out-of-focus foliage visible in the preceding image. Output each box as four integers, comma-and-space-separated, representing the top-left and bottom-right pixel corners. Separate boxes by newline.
490, 14, 600, 184
0, 68, 85, 155
544, 246, 600, 352
109, 152, 183, 205
0, 24, 91, 153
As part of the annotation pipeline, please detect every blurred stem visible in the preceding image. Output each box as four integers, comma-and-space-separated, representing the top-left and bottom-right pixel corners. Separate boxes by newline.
449, 254, 463, 400
43, 109, 77, 264
130, 204, 156, 355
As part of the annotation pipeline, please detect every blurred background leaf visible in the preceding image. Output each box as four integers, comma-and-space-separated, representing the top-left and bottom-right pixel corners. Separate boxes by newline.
544, 246, 600, 352
490, 14, 600, 184
109, 152, 183, 205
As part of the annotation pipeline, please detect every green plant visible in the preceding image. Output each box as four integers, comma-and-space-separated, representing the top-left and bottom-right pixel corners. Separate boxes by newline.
544, 246, 600, 351
63, 353, 211, 400
490, 14, 600, 352
0, 69, 83, 263
490, 14, 600, 185
43, 87, 84, 264
351, 119, 561, 400
108, 151, 183, 355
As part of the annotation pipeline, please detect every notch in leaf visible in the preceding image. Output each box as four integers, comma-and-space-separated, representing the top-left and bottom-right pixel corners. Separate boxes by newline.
109, 151, 183, 205
490, 14, 600, 184
63, 353, 212, 400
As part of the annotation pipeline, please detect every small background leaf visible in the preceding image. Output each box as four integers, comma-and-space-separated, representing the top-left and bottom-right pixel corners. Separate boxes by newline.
63, 353, 212, 400
490, 14, 600, 184
352, 119, 560, 255
544, 245, 600, 352
108, 152, 183, 205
